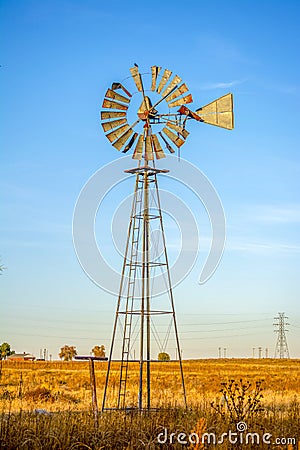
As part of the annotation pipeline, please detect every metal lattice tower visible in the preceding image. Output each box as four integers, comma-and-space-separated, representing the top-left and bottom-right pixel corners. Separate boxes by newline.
274, 312, 290, 359
99, 64, 234, 411
101, 165, 186, 411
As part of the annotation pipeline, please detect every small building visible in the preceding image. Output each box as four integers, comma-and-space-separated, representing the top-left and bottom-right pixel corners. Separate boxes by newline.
7, 352, 35, 361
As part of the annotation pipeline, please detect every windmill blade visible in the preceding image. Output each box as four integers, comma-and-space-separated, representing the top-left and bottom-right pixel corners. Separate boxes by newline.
110, 119, 140, 150
122, 132, 138, 153
165, 121, 189, 139
113, 128, 134, 151
145, 135, 154, 160
165, 83, 189, 103
161, 127, 185, 148
161, 75, 182, 98
111, 82, 132, 98
133, 134, 144, 160
101, 118, 127, 133
105, 88, 130, 104
151, 66, 161, 91
106, 124, 130, 143
168, 94, 193, 108
151, 134, 165, 159
156, 69, 172, 94
195, 93, 234, 129
158, 131, 176, 154
101, 111, 127, 120
102, 99, 128, 111
130, 66, 143, 92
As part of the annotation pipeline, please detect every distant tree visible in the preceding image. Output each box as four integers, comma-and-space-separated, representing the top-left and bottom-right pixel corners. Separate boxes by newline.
92, 345, 106, 357
59, 345, 77, 361
0, 257, 6, 275
0, 342, 15, 360
158, 352, 170, 362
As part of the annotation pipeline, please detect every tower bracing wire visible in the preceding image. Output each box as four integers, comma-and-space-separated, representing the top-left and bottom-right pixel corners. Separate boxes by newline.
274, 312, 290, 359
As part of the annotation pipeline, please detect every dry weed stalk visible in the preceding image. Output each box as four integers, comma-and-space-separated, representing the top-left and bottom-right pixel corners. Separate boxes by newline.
211, 378, 264, 424
189, 417, 206, 449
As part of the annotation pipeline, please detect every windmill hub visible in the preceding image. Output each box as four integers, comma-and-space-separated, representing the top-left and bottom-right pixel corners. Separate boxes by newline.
137, 96, 157, 121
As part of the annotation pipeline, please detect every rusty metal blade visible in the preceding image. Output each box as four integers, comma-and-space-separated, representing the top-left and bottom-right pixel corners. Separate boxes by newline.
158, 131, 176, 154
102, 99, 128, 110
156, 69, 172, 94
101, 118, 127, 133
151, 134, 165, 159
111, 82, 132, 98
166, 121, 189, 139
133, 134, 144, 160
168, 94, 193, 108
101, 111, 127, 120
122, 132, 138, 153
113, 128, 134, 151
105, 88, 130, 104
161, 75, 182, 98
130, 66, 143, 92
151, 66, 161, 91
162, 127, 185, 147
106, 124, 130, 143
166, 84, 189, 102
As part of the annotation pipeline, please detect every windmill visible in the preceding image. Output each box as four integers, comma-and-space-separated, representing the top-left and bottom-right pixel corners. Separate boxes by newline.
100, 65, 234, 411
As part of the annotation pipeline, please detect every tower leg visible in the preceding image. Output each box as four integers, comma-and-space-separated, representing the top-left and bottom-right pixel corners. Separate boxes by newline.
154, 175, 187, 408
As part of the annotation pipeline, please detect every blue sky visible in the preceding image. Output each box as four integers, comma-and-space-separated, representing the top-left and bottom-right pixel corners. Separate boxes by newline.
1, 0, 299, 359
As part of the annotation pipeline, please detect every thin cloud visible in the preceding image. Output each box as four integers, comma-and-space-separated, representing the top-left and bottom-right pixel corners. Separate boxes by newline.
242, 205, 300, 225
261, 81, 300, 96
196, 79, 247, 90
226, 239, 300, 254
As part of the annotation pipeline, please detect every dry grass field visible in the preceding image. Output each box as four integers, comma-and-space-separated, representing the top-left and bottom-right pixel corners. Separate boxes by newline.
0, 359, 299, 449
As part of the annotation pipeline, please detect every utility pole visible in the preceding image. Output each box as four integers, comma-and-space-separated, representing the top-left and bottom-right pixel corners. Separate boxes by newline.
274, 312, 290, 358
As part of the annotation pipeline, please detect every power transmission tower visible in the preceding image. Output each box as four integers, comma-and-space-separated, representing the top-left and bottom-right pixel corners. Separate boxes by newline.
274, 312, 290, 359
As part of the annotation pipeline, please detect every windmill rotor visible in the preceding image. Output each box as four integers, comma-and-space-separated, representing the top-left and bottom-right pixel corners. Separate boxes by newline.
100, 65, 234, 162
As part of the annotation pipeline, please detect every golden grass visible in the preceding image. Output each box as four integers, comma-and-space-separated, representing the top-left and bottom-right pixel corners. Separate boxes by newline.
1, 358, 299, 412
0, 359, 299, 448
